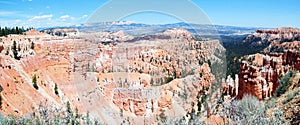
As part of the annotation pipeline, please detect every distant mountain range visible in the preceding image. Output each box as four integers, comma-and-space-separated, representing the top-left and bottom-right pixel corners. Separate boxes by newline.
40, 22, 269, 37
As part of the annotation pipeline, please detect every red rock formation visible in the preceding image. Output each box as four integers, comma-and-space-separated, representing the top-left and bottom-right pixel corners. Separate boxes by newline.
0, 28, 223, 124
0, 45, 4, 53
231, 27, 300, 100
244, 27, 300, 47
256, 27, 300, 34
237, 50, 300, 100
283, 50, 300, 70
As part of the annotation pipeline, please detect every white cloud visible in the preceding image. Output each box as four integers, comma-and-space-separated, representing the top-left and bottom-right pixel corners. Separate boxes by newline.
0, 14, 87, 28
28, 0, 32, 2
29, 14, 53, 21
15, 19, 22, 23
80, 14, 88, 19
60, 15, 71, 21
46, 6, 50, 9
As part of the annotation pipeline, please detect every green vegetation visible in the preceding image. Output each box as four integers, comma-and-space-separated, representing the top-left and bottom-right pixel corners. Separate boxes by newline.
32, 74, 38, 90
276, 70, 297, 97
0, 102, 102, 124
199, 73, 203, 77
0, 27, 30, 37
150, 78, 154, 85
229, 95, 267, 124
280, 87, 299, 105
282, 91, 295, 104
30, 42, 35, 50
86, 62, 96, 72
196, 94, 207, 115
165, 77, 174, 83
159, 109, 167, 124
221, 94, 288, 124
197, 99, 201, 114
207, 60, 211, 67
168, 94, 288, 124
12, 41, 19, 60
66, 101, 71, 114
222, 35, 268, 76
54, 83, 59, 96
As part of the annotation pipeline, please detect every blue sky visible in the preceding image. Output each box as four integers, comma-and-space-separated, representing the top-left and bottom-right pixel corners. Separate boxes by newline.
0, 0, 299, 28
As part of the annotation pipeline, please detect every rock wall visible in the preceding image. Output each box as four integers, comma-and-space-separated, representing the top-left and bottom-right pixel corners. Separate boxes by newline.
236, 50, 300, 100
223, 28, 300, 100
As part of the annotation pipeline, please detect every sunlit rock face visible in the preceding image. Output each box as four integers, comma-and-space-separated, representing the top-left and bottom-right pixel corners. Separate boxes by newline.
234, 28, 300, 100
244, 27, 300, 47
0, 28, 225, 124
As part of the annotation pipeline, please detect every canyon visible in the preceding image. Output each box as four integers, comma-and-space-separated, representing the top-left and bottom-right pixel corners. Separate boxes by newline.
1, 26, 300, 124
0, 28, 226, 124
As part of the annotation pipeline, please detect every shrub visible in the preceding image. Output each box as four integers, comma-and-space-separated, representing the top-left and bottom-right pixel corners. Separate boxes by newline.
207, 60, 211, 67
32, 74, 38, 90
222, 94, 288, 124
30, 42, 34, 50
282, 91, 295, 104
54, 83, 59, 96
165, 77, 173, 83
0, 102, 102, 124
12, 41, 19, 60
276, 70, 297, 97
199, 73, 203, 77
66, 101, 71, 114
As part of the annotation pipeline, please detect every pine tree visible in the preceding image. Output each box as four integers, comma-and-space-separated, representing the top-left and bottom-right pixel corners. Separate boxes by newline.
12, 41, 19, 60
15, 27, 19, 34
207, 60, 211, 67
0, 26, 26, 36
66, 101, 71, 113
31, 42, 35, 49
54, 83, 59, 96
0, 27, 2, 36
32, 74, 38, 90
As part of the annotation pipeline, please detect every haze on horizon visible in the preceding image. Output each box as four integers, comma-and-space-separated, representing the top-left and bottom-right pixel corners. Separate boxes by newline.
0, 0, 299, 28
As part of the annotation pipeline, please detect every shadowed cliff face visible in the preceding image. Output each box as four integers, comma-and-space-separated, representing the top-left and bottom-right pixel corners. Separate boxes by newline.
0, 28, 225, 124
